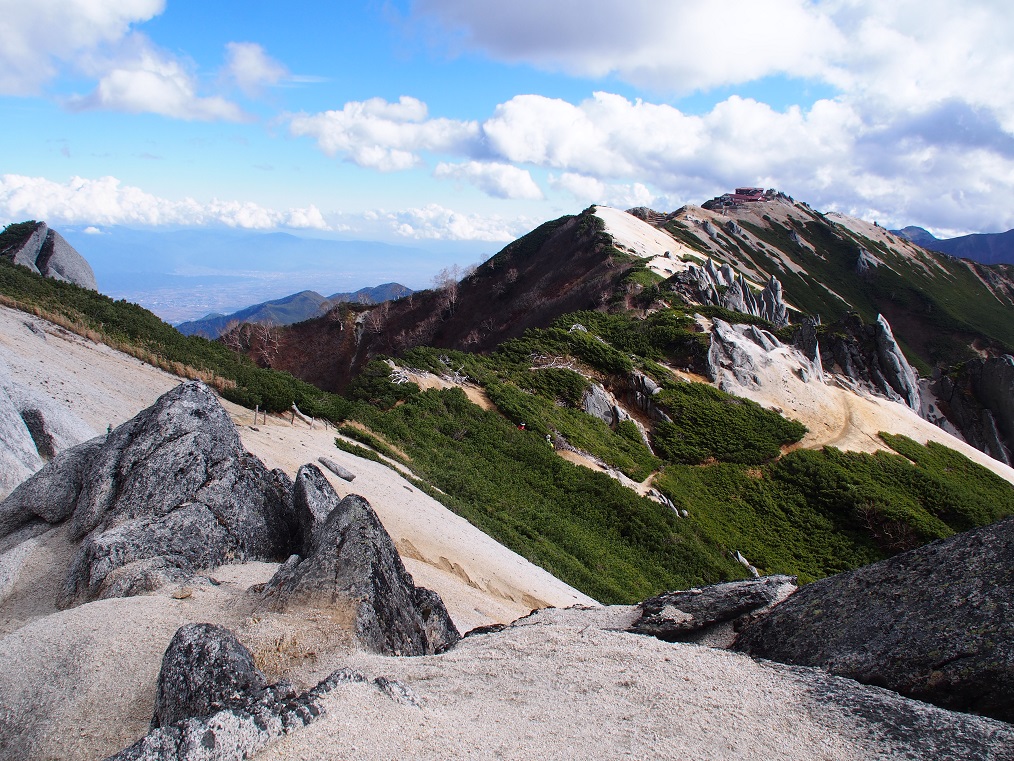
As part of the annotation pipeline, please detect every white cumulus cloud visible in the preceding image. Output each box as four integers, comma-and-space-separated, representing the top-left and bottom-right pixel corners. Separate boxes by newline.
288, 96, 480, 170
0, 174, 330, 230
549, 173, 664, 209
67, 42, 247, 121
288, 84, 1014, 232
409, 0, 1014, 123
223, 42, 289, 96
382, 204, 527, 241
410, 0, 841, 93
0, 0, 164, 95
434, 161, 543, 199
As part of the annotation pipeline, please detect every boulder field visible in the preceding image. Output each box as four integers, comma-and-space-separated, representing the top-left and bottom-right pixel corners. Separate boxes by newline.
0, 380, 1011, 760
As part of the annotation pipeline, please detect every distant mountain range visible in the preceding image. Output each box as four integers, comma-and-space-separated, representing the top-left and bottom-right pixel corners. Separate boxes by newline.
175, 283, 412, 338
61, 226, 484, 323
892, 226, 1014, 265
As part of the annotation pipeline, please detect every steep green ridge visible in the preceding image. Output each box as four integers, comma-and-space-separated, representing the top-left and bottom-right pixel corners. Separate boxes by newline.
347, 308, 1013, 599
351, 388, 744, 603
0, 253, 351, 420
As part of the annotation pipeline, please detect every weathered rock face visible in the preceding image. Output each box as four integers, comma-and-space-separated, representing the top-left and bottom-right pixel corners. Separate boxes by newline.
706, 318, 819, 390
580, 382, 650, 446
632, 576, 797, 645
0, 437, 104, 540
0, 384, 45, 499
110, 623, 366, 761
818, 312, 921, 409
0, 381, 296, 606
582, 383, 621, 427
670, 259, 790, 327
933, 355, 1014, 466
874, 315, 920, 409
261, 465, 460, 656
734, 517, 1014, 724
789, 318, 825, 383
152, 624, 268, 729
619, 371, 672, 424
1, 222, 97, 290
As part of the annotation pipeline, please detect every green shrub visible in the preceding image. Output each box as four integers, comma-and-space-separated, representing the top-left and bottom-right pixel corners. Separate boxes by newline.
652, 383, 807, 464
347, 359, 419, 409
351, 387, 744, 603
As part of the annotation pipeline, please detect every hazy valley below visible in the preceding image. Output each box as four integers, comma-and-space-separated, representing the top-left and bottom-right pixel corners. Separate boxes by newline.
62, 227, 487, 322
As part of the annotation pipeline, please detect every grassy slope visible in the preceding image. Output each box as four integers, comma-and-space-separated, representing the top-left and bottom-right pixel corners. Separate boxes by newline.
368, 308, 1014, 596
2, 228, 1013, 604
737, 215, 1014, 369
0, 255, 351, 419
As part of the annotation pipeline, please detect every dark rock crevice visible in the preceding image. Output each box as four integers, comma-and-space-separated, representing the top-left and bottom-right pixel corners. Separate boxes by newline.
931, 355, 1014, 466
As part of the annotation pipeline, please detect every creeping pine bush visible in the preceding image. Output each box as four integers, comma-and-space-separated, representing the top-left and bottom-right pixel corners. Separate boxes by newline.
351, 387, 744, 603
654, 436, 1014, 583
652, 383, 807, 465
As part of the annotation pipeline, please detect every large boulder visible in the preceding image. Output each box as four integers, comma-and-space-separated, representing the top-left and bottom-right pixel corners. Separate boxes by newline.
261, 464, 460, 656
110, 623, 366, 761
1, 222, 97, 290
0, 437, 104, 540
0, 381, 296, 606
151, 624, 267, 729
734, 517, 1014, 723
631, 575, 797, 645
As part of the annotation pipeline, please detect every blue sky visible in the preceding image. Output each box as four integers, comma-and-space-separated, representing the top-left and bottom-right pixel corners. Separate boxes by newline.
3, 0, 1014, 247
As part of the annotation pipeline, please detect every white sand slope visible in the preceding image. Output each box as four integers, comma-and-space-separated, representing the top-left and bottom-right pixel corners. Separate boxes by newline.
0, 305, 594, 633
253, 610, 950, 761
594, 205, 702, 278
707, 320, 1014, 485
231, 413, 596, 630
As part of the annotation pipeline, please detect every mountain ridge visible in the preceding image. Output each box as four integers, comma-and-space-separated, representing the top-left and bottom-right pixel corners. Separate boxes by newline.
176, 283, 413, 338
893, 224, 1014, 265
2, 204, 1014, 757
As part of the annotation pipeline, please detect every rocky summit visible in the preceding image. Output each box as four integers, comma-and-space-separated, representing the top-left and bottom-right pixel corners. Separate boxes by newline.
0, 221, 97, 291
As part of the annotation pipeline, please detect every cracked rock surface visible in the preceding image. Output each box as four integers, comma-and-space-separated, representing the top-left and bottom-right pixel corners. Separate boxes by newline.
0, 381, 296, 606
108, 622, 367, 761
260, 464, 460, 656
735, 517, 1014, 723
